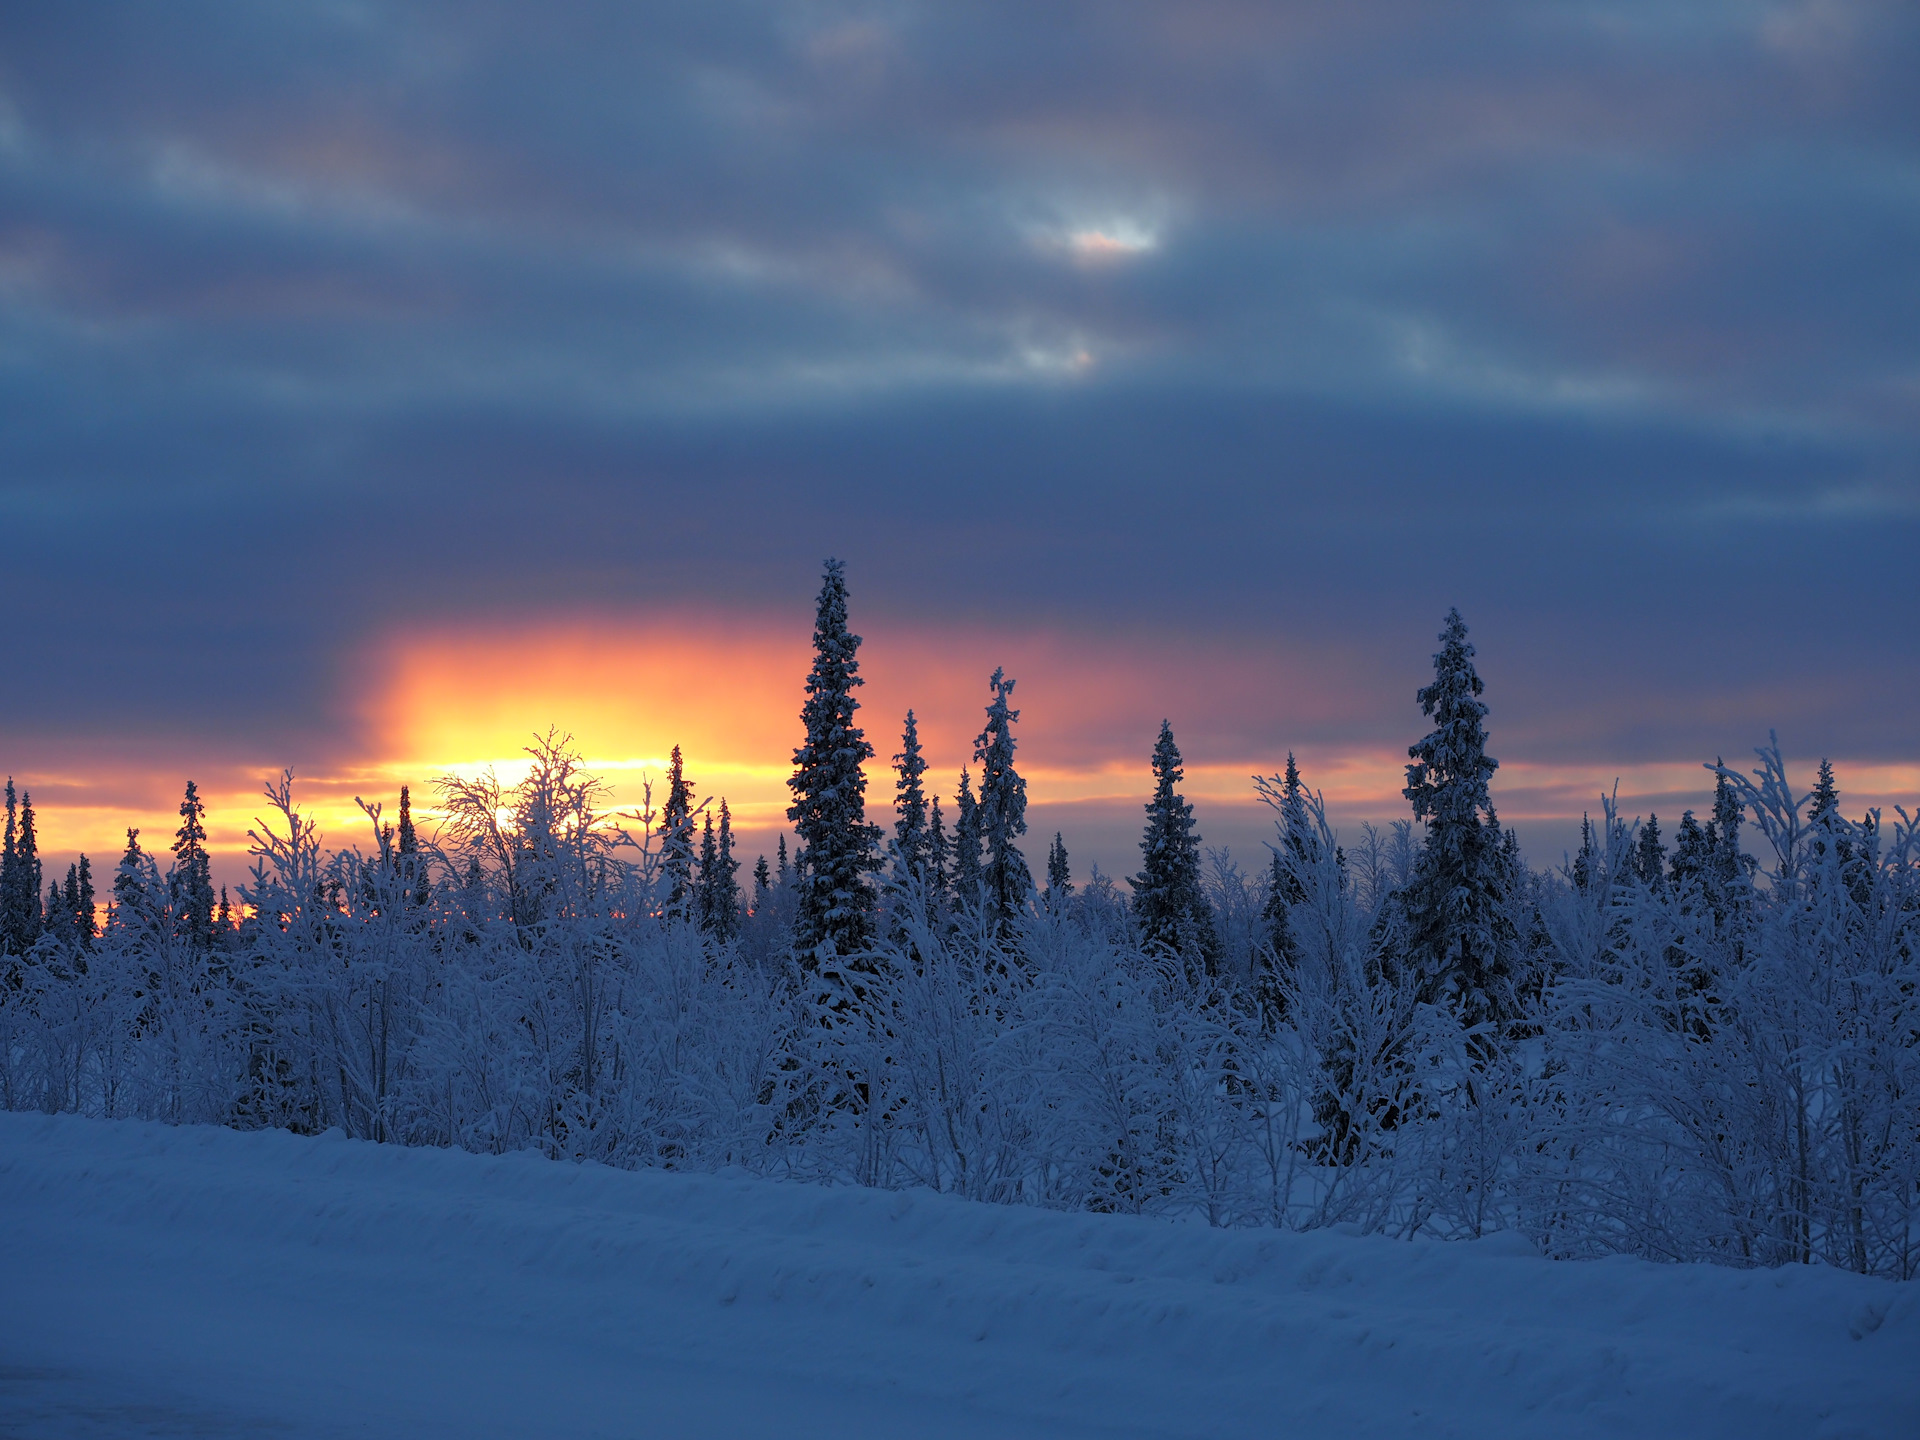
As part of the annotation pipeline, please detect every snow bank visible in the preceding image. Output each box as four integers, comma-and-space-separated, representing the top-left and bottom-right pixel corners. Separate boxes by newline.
2, 1113, 1914, 1438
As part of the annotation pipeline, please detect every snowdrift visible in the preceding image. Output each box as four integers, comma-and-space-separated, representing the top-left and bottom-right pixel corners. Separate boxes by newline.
1, 1112, 1914, 1438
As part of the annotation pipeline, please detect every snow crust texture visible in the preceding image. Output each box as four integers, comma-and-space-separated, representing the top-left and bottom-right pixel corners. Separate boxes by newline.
1, 1112, 1914, 1439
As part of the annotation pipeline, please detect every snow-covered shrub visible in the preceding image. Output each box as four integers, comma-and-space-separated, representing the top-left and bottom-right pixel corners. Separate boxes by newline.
4, 738, 1914, 1277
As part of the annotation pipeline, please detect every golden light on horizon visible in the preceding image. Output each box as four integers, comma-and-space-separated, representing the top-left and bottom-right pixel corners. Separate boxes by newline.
19, 614, 1920, 882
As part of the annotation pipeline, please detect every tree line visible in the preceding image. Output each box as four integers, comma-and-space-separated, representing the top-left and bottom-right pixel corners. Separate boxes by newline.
2, 561, 1914, 1277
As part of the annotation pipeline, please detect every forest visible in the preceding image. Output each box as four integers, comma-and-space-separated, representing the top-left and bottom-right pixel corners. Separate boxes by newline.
3, 561, 1915, 1280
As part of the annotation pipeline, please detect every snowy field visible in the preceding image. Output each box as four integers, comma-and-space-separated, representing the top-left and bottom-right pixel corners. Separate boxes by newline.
1, 1114, 1914, 1439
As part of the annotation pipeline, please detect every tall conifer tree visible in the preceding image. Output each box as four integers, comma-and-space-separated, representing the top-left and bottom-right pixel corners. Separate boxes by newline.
170, 781, 215, 952
972, 669, 1032, 925
61, 863, 82, 947
1670, 811, 1710, 891
0, 779, 16, 951
950, 769, 983, 909
0, 779, 40, 952
786, 559, 881, 957
1809, 758, 1840, 827
712, 799, 740, 940
1130, 721, 1219, 975
1635, 814, 1666, 890
13, 789, 43, 950
396, 784, 429, 906
1394, 608, 1518, 1033
1571, 814, 1597, 895
1273, 752, 1318, 901
1045, 833, 1072, 902
660, 745, 698, 918
891, 710, 932, 888
1254, 849, 1295, 1029
927, 795, 949, 902
1705, 761, 1751, 909
697, 813, 720, 930
76, 854, 94, 946
112, 828, 151, 930
1256, 753, 1316, 1025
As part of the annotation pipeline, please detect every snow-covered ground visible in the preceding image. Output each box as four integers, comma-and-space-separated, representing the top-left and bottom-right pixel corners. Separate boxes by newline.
0, 1114, 1913, 1439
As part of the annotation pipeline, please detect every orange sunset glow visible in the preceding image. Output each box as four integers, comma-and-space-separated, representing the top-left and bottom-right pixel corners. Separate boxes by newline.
21, 615, 1920, 889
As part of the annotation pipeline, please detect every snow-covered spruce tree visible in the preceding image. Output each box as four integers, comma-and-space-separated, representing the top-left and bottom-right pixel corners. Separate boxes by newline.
1669, 810, 1708, 889
1278, 753, 1316, 880
1251, 753, 1319, 1028
1708, 763, 1749, 885
62, 855, 95, 950
395, 784, 430, 908
110, 828, 153, 930
0, 781, 14, 948
698, 800, 741, 941
1634, 813, 1666, 891
717, 799, 741, 938
0, 780, 42, 953
972, 668, 1033, 927
1130, 721, 1219, 977
927, 794, 949, 901
1809, 757, 1839, 827
169, 781, 215, 953
1391, 608, 1519, 1035
890, 709, 932, 889
659, 745, 698, 919
1804, 758, 1866, 890
1571, 814, 1598, 895
1045, 832, 1072, 905
949, 769, 983, 910
787, 558, 882, 960
697, 813, 719, 929
1253, 852, 1294, 1029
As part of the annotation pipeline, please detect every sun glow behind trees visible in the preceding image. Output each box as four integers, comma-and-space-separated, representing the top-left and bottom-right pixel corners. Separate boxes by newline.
15, 613, 1920, 890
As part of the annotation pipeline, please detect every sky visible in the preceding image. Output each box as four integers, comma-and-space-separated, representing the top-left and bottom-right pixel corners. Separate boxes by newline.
2, 1, 1917, 886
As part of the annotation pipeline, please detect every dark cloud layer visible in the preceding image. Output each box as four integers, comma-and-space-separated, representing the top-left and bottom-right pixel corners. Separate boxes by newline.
2, 1, 1916, 800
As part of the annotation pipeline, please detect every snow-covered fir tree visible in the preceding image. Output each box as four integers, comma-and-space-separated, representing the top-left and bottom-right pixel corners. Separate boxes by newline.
927, 794, 949, 902
1251, 752, 1317, 1026
1044, 832, 1072, 904
751, 853, 771, 914
1669, 810, 1710, 890
1635, 812, 1666, 890
1805, 757, 1858, 876
1391, 608, 1518, 1033
1571, 813, 1597, 894
395, 784, 429, 907
61, 855, 96, 949
1708, 762, 1746, 883
169, 781, 216, 952
972, 668, 1032, 925
697, 813, 719, 927
0, 780, 42, 953
698, 800, 741, 940
659, 745, 698, 919
891, 709, 932, 888
786, 559, 882, 958
1809, 757, 1840, 827
110, 828, 151, 931
949, 769, 982, 909
1130, 721, 1218, 975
